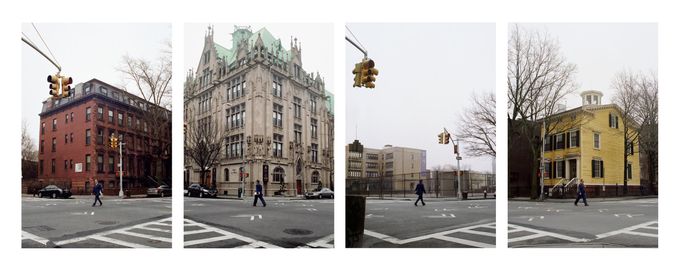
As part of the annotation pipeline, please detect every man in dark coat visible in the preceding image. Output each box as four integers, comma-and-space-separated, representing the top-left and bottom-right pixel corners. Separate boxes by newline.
414, 180, 426, 206
92, 178, 103, 207
253, 180, 266, 207
574, 179, 588, 206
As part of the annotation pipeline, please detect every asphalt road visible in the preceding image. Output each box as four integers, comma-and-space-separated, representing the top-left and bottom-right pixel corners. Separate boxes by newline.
508, 198, 658, 247
184, 196, 334, 248
22, 195, 172, 248
359, 199, 496, 248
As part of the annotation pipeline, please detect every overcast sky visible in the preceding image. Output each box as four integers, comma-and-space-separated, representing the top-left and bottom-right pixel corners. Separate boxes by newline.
515, 23, 658, 108
345, 23, 496, 172
22, 23, 171, 144
184, 23, 334, 92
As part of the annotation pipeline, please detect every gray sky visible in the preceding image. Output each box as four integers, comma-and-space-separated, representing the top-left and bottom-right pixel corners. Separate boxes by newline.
22, 23, 171, 144
345, 23, 496, 172
184, 23, 334, 92
515, 23, 658, 108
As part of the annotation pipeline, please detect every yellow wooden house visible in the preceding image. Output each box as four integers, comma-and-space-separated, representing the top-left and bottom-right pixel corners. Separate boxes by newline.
541, 90, 640, 196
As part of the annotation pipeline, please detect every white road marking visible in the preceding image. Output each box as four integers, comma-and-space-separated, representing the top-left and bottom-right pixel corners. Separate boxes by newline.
231, 214, 262, 221
614, 213, 643, 218
366, 214, 385, 218
300, 234, 334, 248
54, 217, 171, 247
507, 224, 589, 243
595, 220, 658, 239
528, 216, 544, 222
425, 213, 456, 218
183, 219, 281, 248
598, 209, 609, 213
22, 231, 51, 245
364, 222, 495, 248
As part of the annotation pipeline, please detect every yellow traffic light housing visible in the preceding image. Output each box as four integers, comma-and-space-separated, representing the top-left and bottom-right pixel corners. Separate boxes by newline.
47, 74, 60, 98
61, 76, 73, 98
110, 135, 119, 149
438, 133, 444, 144
352, 63, 363, 87
444, 132, 450, 144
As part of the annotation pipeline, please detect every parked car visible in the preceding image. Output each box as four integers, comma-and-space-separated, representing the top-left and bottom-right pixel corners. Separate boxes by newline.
305, 187, 334, 199
37, 185, 72, 199
147, 185, 172, 197
187, 184, 217, 198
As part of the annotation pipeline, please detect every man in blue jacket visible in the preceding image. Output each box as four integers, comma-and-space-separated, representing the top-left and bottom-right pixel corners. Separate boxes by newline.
414, 179, 426, 206
574, 178, 588, 206
92, 178, 103, 207
253, 180, 266, 207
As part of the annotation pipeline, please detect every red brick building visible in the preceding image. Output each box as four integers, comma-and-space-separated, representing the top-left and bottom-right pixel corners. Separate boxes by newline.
37, 79, 171, 195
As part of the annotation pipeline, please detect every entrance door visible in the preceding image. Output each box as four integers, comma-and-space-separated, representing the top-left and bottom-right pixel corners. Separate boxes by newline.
569, 159, 577, 181
296, 179, 302, 195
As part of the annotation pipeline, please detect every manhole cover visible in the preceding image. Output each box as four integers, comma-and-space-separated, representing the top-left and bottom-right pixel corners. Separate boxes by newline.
283, 228, 313, 235
24, 225, 55, 232
96, 221, 118, 226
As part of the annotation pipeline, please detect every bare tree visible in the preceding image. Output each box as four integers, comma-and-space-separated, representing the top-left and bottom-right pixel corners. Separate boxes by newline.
613, 70, 658, 193
21, 121, 38, 162
638, 72, 658, 193
457, 92, 496, 157
185, 119, 223, 189
118, 41, 172, 182
507, 24, 578, 199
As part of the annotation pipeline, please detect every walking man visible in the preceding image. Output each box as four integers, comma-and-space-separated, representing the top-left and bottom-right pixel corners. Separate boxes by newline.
92, 178, 103, 207
574, 178, 588, 206
414, 179, 426, 206
253, 180, 266, 207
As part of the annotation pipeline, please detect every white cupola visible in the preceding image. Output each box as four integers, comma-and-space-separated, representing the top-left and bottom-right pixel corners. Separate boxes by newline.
580, 90, 603, 106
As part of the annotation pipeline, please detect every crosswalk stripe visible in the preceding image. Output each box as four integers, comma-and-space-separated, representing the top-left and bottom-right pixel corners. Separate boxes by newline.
184, 229, 214, 235
434, 235, 495, 248
460, 229, 497, 238
595, 220, 658, 239
54, 217, 171, 247
115, 230, 172, 243
624, 231, 658, 238
185, 235, 235, 247
22, 231, 50, 245
508, 233, 544, 243
508, 224, 589, 243
90, 235, 153, 248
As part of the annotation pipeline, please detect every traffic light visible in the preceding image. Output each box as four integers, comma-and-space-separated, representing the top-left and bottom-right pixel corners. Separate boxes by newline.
443, 132, 450, 144
454, 144, 459, 155
438, 132, 444, 144
47, 74, 60, 98
362, 59, 378, 88
110, 135, 119, 149
60, 76, 73, 98
352, 63, 363, 87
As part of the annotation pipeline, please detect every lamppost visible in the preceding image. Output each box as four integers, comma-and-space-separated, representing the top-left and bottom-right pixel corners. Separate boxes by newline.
118, 141, 126, 198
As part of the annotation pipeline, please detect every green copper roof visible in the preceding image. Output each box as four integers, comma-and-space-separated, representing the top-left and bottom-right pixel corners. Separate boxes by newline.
325, 90, 334, 114
214, 27, 292, 65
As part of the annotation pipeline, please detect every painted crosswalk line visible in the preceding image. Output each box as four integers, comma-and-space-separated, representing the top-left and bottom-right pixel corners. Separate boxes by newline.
53, 217, 172, 248
364, 222, 496, 248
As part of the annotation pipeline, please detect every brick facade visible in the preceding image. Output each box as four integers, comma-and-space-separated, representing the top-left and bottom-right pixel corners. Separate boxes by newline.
38, 79, 171, 195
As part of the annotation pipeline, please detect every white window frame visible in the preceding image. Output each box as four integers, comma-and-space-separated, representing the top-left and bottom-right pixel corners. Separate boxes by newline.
569, 130, 579, 148
593, 132, 601, 149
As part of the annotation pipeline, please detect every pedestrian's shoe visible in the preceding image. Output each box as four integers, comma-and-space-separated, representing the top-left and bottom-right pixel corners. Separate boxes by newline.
414, 203, 417, 206
574, 203, 577, 206
585, 204, 589, 206
422, 203, 425, 206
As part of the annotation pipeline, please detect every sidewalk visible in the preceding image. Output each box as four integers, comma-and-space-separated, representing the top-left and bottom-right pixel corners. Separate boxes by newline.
365, 196, 495, 201
509, 195, 657, 203
22, 194, 162, 199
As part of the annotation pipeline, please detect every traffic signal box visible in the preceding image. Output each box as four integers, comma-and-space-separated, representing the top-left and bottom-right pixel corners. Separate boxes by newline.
47, 74, 74, 99
351, 59, 379, 88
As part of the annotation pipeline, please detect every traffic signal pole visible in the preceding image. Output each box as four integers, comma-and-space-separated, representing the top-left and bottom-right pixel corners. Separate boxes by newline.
119, 142, 125, 198
22, 37, 61, 72
345, 36, 367, 58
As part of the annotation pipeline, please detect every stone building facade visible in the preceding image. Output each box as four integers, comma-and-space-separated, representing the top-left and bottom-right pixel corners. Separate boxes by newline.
184, 26, 334, 197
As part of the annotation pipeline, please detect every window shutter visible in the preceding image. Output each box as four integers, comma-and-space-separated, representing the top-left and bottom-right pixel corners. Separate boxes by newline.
608, 113, 612, 127
552, 161, 556, 179
616, 116, 619, 129
600, 160, 604, 178
591, 160, 596, 178
551, 135, 556, 150
564, 132, 569, 149
576, 130, 580, 147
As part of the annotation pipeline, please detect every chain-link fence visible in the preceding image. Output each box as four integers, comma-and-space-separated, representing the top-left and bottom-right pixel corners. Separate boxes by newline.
347, 171, 495, 199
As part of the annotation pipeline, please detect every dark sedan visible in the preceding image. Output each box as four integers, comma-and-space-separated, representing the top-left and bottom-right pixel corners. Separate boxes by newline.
37, 185, 72, 199
187, 184, 217, 198
147, 185, 172, 197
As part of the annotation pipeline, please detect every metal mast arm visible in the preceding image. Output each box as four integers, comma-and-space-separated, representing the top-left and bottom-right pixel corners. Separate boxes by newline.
22, 37, 61, 72
345, 36, 367, 58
